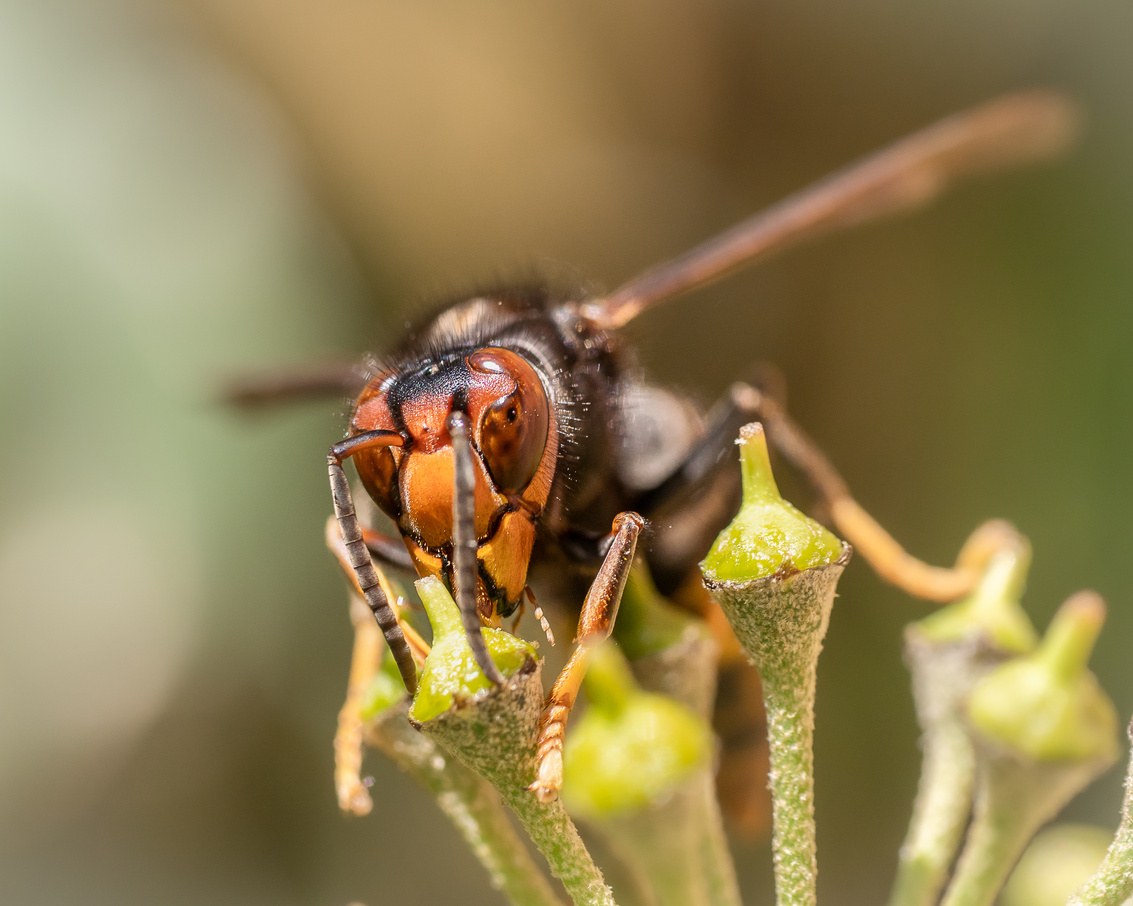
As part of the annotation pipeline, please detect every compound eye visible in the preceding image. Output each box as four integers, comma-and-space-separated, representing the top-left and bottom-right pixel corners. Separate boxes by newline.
469, 348, 550, 495
355, 445, 401, 517
350, 374, 403, 517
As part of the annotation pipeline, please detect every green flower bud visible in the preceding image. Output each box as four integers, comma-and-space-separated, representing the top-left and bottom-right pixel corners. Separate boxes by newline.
562, 642, 713, 819
937, 596, 1119, 906
891, 543, 1038, 906
701, 423, 842, 583
967, 591, 1118, 764
613, 561, 697, 660
409, 576, 538, 724
616, 561, 719, 718
1003, 825, 1117, 906
917, 543, 1038, 654
360, 646, 410, 722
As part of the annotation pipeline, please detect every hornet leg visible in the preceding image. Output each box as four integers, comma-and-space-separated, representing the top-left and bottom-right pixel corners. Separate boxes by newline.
326, 516, 431, 816
333, 593, 383, 817
530, 511, 645, 802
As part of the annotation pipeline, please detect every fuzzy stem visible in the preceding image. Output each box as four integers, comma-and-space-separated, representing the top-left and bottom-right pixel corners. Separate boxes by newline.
697, 770, 745, 906
761, 644, 820, 906
1068, 723, 1133, 906
497, 776, 616, 906
419, 663, 617, 906
581, 770, 742, 906
368, 704, 565, 906
889, 633, 1004, 906
705, 549, 850, 906
888, 713, 974, 906
940, 756, 1109, 906
939, 777, 1037, 906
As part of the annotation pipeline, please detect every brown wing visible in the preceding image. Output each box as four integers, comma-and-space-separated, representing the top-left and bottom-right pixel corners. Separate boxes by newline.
584, 90, 1079, 330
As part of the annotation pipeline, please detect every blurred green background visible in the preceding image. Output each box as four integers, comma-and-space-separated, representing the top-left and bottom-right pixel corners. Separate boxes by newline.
1, 1, 1131, 903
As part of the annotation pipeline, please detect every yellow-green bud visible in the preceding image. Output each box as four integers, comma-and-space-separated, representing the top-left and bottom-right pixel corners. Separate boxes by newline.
360, 649, 410, 722
613, 562, 698, 660
967, 592, 1119, 764
701, 423, 842, 582
917, 543, 1038, 654
409, 576, 538, 723
562, 642, 713, 819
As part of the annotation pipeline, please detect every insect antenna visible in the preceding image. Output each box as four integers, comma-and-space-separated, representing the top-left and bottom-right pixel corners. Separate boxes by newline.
447, 411, 507, 685
328, 430, 420, 694
224, 361, 367, 411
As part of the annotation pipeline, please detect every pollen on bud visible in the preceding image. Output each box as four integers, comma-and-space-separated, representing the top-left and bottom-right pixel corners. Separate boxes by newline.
966, 591, 1119, 764
409, 576, 537, 724
701, 423, 843, 583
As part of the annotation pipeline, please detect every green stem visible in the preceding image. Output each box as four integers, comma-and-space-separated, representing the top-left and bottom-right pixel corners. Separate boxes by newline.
419, 663, 617, 906
585, 771, 742, 906
938, 770, 1037, 906
889, 713, 974, 906
704, 550, 850, 906
369, 704, 565, 906
941, 756, 1109, 906
889, 633, 1002, 906
1068, 724, 1133, 906
496, 779, 616, 906
696, 771, 745, 906
761, 650, 819, 906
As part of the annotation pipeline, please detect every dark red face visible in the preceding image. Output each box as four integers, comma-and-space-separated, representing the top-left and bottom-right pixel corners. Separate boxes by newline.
348, 346, 556, 618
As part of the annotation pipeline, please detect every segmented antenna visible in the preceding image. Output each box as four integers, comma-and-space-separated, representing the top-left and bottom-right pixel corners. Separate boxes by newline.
327, 430, 419, 694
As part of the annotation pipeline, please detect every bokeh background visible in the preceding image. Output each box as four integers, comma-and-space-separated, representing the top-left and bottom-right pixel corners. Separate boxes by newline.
2, 1, 1131, 904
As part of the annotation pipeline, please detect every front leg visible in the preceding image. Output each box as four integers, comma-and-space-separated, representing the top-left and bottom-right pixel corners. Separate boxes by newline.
530, 511, 645, 802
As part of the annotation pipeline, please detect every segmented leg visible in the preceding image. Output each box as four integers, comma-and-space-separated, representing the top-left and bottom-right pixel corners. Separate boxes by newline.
329, 430, 419, 693
529, 511, 645, 802
729, 382, 1021, 601
363, 529, 415, 571
333, 593, 383, 816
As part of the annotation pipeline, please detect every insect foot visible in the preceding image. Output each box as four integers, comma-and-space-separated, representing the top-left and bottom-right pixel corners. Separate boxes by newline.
530, 700, 569, 804
560, 641, 742, 906
702, 422, 851, 906
411, 576, 617, 906
939, 592, 1120, 906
